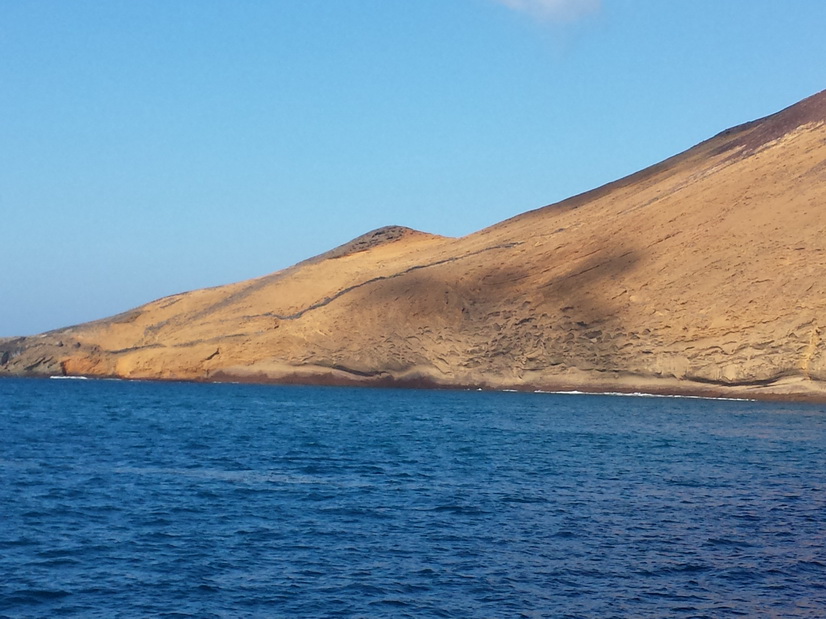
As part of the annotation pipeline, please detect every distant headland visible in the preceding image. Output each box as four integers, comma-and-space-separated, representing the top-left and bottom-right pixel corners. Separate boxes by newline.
4, 89, 826, 402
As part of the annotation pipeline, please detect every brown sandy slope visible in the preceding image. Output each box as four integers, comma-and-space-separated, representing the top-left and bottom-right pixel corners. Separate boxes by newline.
4, 90, 826, 400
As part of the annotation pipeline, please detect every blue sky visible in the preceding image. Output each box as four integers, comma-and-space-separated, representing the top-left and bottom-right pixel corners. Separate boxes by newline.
2, 0, 825, 336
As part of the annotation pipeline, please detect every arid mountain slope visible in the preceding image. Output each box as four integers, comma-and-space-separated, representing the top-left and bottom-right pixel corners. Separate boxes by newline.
4, 90, 826, 400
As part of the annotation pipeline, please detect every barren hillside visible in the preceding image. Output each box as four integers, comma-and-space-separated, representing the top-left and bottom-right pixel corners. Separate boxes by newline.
4, 90, 826, 400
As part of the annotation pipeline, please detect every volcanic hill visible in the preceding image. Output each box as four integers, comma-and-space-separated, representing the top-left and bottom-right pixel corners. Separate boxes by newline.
4, 90, 826, 400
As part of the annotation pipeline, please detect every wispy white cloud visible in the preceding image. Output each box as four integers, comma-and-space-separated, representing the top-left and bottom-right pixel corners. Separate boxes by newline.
494, 0, 601, 22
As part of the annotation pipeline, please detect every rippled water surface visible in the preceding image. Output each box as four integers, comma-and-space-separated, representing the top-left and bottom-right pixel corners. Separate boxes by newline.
1, 378, 825, 617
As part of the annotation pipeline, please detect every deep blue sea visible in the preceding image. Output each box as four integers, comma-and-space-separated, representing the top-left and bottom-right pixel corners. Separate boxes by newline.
1, 378, 825, 618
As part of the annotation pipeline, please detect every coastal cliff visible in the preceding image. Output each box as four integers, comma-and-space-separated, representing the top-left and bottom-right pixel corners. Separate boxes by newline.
4, 90, 826, 401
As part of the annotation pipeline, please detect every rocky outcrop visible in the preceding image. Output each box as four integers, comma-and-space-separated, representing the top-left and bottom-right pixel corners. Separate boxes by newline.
4, 90, 826, 401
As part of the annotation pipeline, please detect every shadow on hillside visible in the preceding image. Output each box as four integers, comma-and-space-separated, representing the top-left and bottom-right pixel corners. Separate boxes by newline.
348, 235, 644, 380
468, 240, 642, 375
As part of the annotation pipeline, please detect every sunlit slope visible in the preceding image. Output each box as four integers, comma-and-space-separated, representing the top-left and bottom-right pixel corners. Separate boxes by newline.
3, 90, 826, 400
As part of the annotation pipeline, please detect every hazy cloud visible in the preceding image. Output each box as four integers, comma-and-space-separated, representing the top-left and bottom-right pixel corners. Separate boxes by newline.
495, 0, 601, 22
